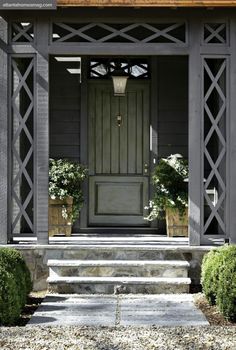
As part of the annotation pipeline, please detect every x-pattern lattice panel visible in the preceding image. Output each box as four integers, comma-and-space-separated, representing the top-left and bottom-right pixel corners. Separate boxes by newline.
203, 58, 227, 236
11, 57, 34, 234
203, 23, 227, 44
89, 58, 150, 79
52, 22, 186, 44
11, 22, 34, 43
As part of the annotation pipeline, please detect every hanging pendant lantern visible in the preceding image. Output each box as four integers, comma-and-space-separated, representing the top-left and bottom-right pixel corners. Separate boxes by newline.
110, 61, 129, 96
112, 75, 129, 96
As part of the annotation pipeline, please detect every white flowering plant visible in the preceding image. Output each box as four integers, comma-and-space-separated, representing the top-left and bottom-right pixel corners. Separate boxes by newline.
49, 158, 88, 223
145, 154, 188, 221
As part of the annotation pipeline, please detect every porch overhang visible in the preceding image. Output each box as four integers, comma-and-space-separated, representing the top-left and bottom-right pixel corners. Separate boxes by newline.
57, 0, 236, 7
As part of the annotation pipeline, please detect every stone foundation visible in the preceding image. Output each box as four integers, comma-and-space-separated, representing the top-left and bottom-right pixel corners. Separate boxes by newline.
0, 244, 213, 291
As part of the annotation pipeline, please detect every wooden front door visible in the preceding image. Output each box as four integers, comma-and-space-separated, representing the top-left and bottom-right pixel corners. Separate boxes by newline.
88, 81, 150, 226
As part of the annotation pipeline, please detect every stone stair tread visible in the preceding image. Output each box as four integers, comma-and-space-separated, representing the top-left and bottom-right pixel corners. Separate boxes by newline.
47, 259, 190, 267
47, 276, 191, 285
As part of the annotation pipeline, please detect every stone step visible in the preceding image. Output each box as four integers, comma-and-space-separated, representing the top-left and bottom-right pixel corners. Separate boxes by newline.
55, 247, 190, 261
47, 276, 191, 294
49, 236, 189, 246
48, 259, 190, 278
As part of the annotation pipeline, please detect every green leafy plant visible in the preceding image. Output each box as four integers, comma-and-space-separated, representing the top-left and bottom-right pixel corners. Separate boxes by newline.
49, 158, 88, 223
145, 154, 188, 221
201, 245, 236, 321
0, 248, 32, 325
201, 248, 223, 305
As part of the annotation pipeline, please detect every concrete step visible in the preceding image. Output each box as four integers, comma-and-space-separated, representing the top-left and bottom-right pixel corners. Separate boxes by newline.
48, 259, 190, 278
47, 276, 191, 294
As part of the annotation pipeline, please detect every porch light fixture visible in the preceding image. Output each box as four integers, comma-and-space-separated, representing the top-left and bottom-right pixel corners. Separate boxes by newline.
110, 61, 129, 97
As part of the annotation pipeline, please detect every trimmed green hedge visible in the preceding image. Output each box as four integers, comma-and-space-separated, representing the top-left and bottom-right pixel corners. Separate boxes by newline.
201, 245, 236, 321
0, 248, 32, 325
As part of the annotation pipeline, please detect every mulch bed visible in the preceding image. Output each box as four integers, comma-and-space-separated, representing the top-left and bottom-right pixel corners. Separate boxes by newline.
194, 293, 236, 326
17, 291, 47, 326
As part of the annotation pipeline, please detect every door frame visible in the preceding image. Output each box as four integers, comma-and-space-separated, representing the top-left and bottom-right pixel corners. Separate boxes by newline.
87, 80, 150, 227
79, 56, 158, 232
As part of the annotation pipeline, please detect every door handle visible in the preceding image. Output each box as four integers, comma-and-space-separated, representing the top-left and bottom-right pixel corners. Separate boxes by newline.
117, 115, 122, 127
144, 163, 149, 174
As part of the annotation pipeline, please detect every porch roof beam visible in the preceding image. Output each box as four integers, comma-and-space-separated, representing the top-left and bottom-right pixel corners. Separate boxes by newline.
48, 44, 189, 55
57, 1, 236, 7
8, 45, 230, 56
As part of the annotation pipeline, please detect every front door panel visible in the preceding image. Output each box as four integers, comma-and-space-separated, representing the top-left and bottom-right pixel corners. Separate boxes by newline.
88, 81, 150, 226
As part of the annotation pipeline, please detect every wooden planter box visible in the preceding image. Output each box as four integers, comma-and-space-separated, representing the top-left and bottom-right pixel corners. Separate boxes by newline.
166, 207, 188, 237
49, 197, 73, 237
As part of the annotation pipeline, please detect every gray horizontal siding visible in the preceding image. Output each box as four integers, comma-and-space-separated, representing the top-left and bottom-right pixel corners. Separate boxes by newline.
156, 56, 188, 233
50, 146, 80, 159
49, 58, 80, 162
157, 56, 188, 159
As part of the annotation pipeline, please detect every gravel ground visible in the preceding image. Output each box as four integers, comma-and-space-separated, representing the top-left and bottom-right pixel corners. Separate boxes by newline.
0, 326, 236, 350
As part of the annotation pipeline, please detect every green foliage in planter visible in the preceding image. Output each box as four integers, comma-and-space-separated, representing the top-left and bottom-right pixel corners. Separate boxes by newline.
145, 154, 188, 221
0, 248, 32, 325
49, 158, 88, 223
201, 245, 236, 321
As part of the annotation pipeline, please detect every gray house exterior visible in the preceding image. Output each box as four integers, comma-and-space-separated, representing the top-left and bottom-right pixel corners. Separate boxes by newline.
0, 2, 236, 247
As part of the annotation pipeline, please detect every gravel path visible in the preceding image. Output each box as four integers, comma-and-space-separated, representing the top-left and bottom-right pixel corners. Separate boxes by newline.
0, 326, 235, 350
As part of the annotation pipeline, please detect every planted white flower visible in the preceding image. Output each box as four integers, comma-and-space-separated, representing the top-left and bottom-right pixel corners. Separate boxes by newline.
144, 154, 188, 222
49, 158, 88, 223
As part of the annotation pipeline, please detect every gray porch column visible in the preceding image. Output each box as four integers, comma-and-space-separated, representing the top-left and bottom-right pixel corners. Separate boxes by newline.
188, 20, 202, 246
229, 19, 236, 245
35, 19, 49, 244
0, 18, 9, 244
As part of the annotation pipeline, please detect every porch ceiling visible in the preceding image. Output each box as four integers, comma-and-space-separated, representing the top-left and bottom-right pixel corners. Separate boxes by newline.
57, 0, 236, 7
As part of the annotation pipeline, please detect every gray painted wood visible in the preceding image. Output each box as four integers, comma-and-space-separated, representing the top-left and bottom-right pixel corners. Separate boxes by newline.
128, 91, 136, 174
111, 96, 120, 173
136, 90, 143, 174
188, 20, 202, 246
35, 19, 50, 244
88, 81, 150, 226
88, 81, 95, 175
119, 93, 128, 174
0, 18, 8, 243
2, 9, 235, 243
229, 18, 236, 244
49, 44, 189, 57
202, 57, 227, 239
10, 56, 35, 235
89, 176, 149, 226
157, 57, 188, 159
79, 57, 89, 230
102, 90, 111, 174
95, 88, 103, 174
150, 58, 158, 229
49, 57, 80, 162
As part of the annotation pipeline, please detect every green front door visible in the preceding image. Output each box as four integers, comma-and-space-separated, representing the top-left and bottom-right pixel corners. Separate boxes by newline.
88, 80, 150, 226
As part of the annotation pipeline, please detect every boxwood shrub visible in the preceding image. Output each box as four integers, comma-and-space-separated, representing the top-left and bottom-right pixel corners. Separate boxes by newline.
216, 246, 236, 321
0, 266, 22, 325
201, 244, 236, 321
0, 248, 32, 325
201, 247, 224, 305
